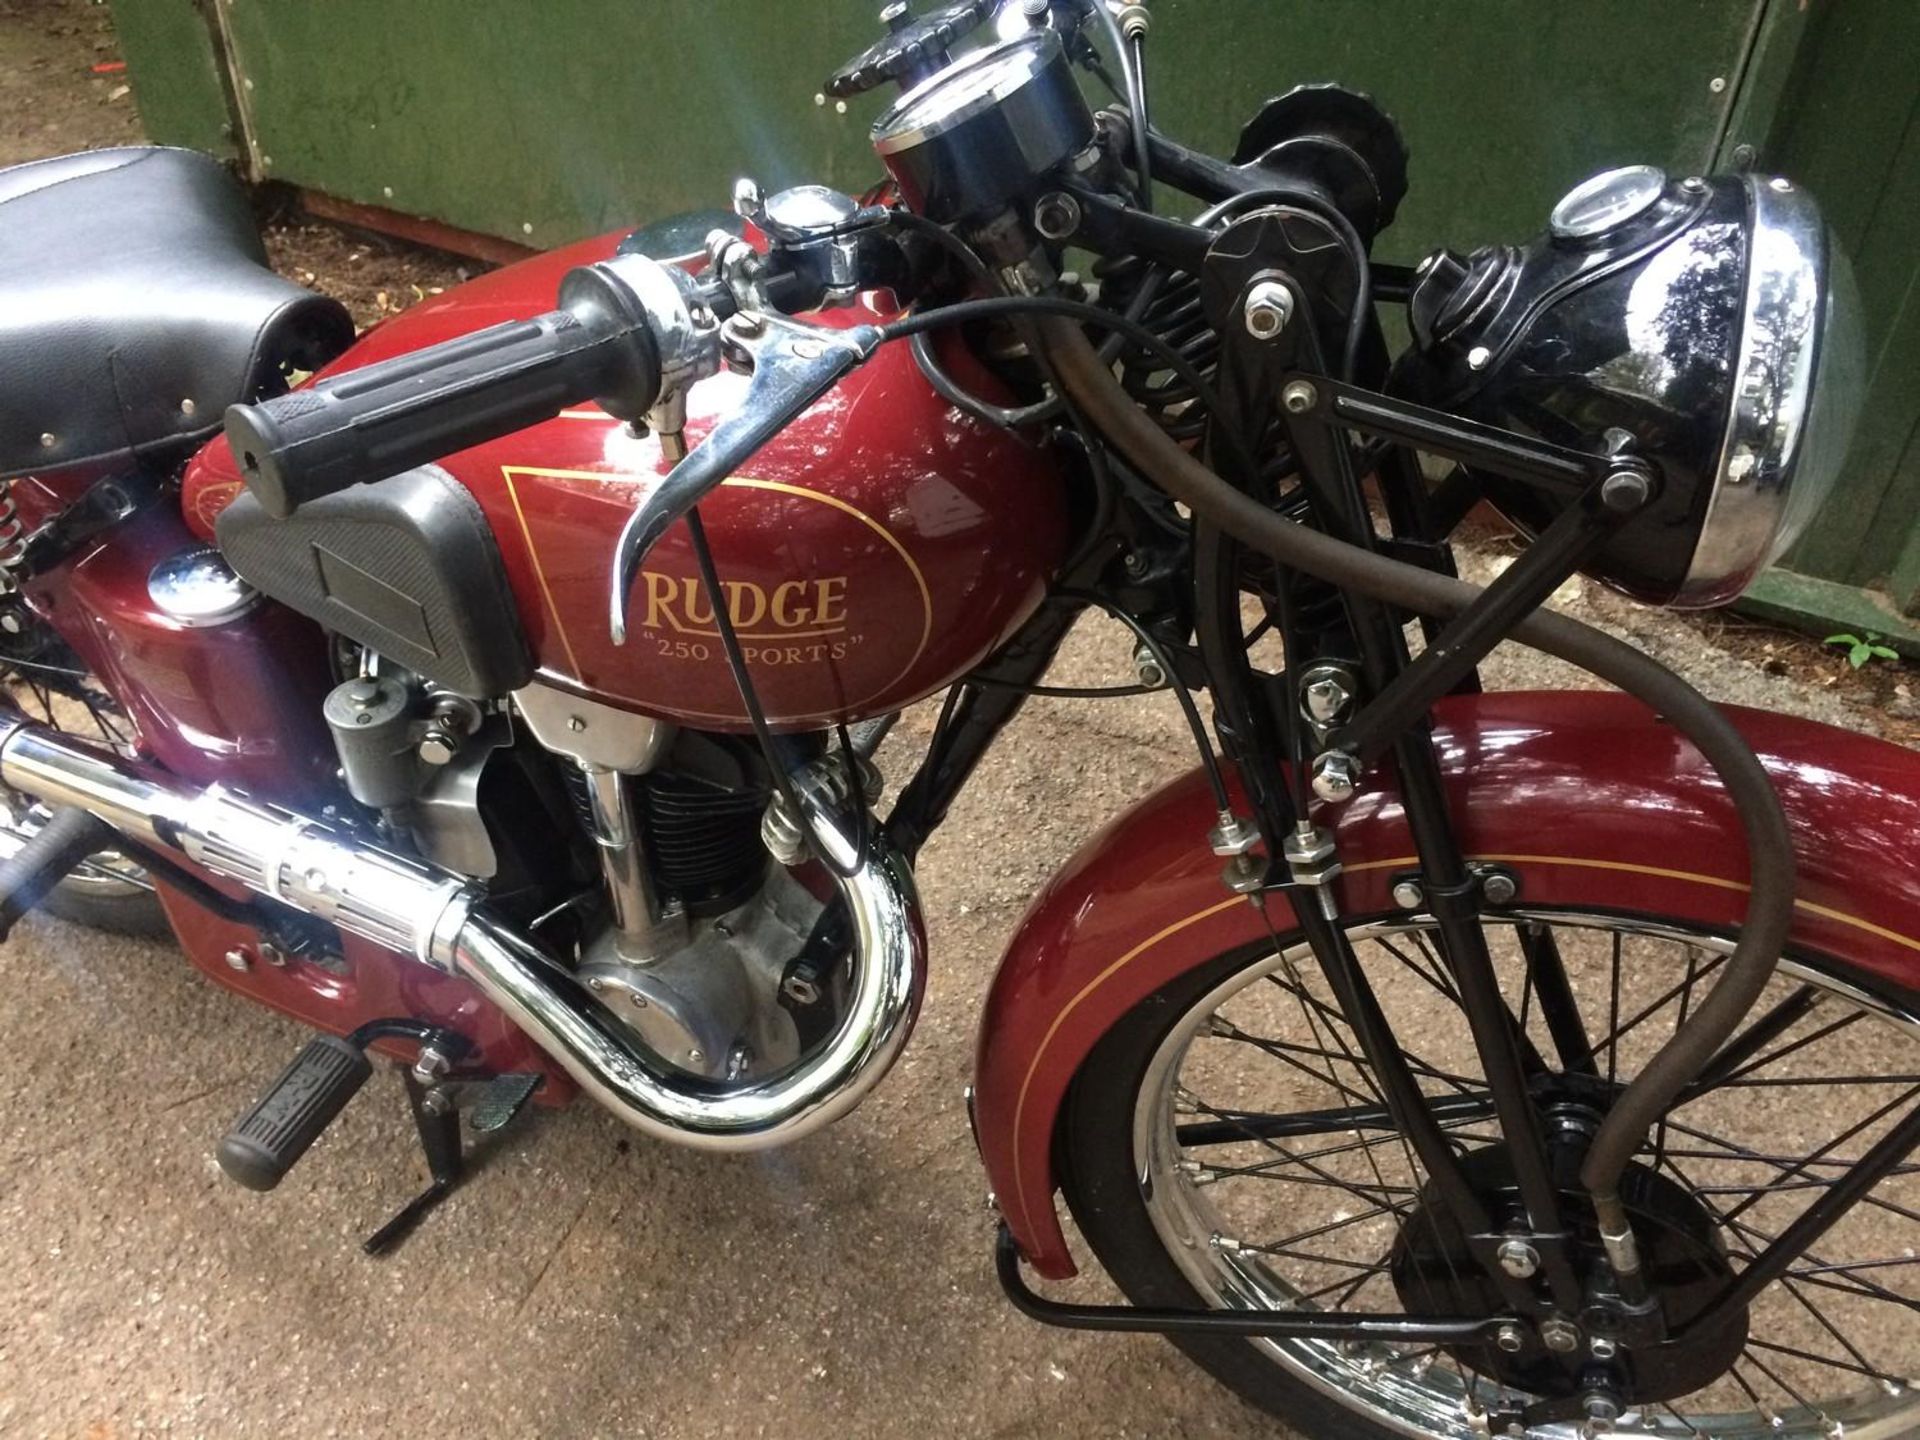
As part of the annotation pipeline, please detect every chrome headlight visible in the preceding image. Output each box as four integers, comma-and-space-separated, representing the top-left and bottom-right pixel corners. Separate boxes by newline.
1396, 167, 1862, 608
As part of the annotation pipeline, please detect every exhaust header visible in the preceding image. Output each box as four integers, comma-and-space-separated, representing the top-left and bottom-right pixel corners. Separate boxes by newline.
0, 714, 925, 1152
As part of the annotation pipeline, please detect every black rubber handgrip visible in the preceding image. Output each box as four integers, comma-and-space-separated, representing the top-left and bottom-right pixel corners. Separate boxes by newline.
225, 257, 669, 518
0, 805, 116, 940
217, 1034, 373, 1191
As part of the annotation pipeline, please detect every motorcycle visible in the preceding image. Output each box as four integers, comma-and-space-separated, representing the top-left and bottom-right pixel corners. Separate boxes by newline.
2, 1, 1915, 1434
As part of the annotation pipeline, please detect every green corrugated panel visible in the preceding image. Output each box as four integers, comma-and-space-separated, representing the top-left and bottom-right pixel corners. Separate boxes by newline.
107, 0, 239, 159
212, 0, 1760, 255
1129, 0, 1762, 265
1744, 0, 1920, 623
219, 1, 890, 248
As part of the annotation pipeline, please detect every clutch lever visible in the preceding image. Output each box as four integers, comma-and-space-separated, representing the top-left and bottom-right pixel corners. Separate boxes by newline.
610, 311, 882, 643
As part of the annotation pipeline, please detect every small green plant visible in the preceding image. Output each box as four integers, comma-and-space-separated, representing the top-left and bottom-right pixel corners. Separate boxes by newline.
1825, 631, 1901, 669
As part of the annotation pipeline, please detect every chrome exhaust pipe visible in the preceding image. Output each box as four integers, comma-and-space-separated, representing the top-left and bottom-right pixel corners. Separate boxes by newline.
0, 714, 926, 1152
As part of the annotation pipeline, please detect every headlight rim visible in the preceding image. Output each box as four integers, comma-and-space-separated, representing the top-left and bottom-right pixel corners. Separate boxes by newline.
1676, 175, 1828, 609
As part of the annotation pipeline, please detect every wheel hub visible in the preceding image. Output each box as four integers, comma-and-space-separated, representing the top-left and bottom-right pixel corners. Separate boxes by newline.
1389, 1084, 1749, 1405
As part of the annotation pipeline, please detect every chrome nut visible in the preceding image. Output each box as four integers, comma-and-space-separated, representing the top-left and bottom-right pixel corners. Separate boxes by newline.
417, 726, 462, 765
1299, 666, 1355, 725
1497, 1239, 1541, 1279
1481, 870, 1519, 906
1540, 1318, 1581, 1354
1208, 812, 1261, 857
1243, 280, 1294, 340
1311, 752, 1359, 803
1133, 642, 1167, 689
1032, 191, 1082, 242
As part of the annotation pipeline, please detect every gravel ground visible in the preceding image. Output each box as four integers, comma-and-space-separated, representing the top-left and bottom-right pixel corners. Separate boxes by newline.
3, 5, 1917, 1438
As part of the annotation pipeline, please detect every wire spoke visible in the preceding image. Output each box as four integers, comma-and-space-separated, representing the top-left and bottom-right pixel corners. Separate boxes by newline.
1652, 945, 1705, 1168
1745, 1336, 1909, 1387
1717, 1010, 1869, 1090
1157, 912, 1920, 1435
1606, 930, 1622, 1086
1182, 1093, 1418, 1215
1720, 1082, 1920, 1223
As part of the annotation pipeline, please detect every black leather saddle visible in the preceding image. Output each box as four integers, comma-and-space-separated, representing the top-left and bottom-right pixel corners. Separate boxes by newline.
0, 147, 353, 480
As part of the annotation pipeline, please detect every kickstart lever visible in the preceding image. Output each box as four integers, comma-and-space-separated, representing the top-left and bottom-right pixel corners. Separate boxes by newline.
609, 311, 882, 643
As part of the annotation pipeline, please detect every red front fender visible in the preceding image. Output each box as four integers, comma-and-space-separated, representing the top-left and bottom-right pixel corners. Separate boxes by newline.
973, 691, 1920, 1279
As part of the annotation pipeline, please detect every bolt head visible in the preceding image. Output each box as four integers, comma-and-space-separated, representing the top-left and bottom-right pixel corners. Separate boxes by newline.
0, 614, 22, 634
1497, 1239, 1541, 1278
1133, 643, 1167, 689
1541, 1319, 1581, 1354
1494, 1324, 1526, 1354
566, 715, 587, 733
1243, 281, 1294, 340
223, 947, 250, 972
417, 728, 460, 765
257, 942, 286, 968
1310, 752, 1358, 803
1302, 674, 1352, 723
1391, 879, 1424, 910
1033, 192, 1082, 241
1467, 345, 1492, 371
1589, 1336, 1619, 1360
1600, 468, 1652, 512
1481, 871, 1519, 906
1281, 380, 1318, 414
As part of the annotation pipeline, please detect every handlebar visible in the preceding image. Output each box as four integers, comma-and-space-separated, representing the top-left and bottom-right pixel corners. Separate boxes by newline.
224, 254, 703, 518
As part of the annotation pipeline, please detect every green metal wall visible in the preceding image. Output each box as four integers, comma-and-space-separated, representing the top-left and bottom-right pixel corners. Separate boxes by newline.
1731, 0, 1920, 651
112, 0, 1765, 255
107, 0, 1920, 644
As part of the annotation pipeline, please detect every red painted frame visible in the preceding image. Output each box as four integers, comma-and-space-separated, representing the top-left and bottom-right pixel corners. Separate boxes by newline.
972, 690, 1920, 1279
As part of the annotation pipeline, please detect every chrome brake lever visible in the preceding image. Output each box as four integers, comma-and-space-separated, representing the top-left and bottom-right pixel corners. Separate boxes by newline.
609, 312, 883, 644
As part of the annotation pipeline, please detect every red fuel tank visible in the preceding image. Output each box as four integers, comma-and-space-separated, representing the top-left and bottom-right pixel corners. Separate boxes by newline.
184, 234, 1072, 731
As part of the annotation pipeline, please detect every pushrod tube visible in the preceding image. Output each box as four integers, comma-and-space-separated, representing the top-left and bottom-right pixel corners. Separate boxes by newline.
1033, 315, 1798, 1243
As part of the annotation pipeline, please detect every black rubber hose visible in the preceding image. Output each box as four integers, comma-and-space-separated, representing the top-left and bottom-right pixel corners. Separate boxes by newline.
1031, 315, 1796, 1219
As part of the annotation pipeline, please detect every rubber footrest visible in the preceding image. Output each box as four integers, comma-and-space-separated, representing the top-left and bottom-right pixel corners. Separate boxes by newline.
468, 1072, 540, 1134
218, 1034, 371, 1191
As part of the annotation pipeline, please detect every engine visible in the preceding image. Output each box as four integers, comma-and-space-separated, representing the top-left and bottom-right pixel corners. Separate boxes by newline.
319, 641, 857, 1086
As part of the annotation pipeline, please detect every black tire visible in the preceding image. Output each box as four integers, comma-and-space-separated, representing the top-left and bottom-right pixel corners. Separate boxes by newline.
39, 880, 171, 939
0, 646, 170, 941
1057, 915, 1920, 1440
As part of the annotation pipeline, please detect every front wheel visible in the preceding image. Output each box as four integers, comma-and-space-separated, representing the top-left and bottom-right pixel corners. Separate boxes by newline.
1060, 909, 1920, 1438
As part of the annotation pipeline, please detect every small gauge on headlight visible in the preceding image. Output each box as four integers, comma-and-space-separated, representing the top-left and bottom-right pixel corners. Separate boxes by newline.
871, 31, 1094, 224
1549, 164, 1669, 242
1397, 169, 1861, 608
